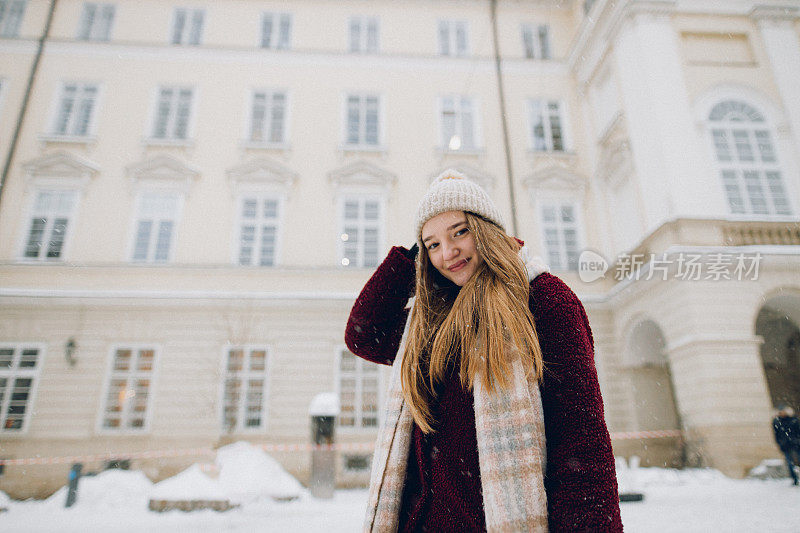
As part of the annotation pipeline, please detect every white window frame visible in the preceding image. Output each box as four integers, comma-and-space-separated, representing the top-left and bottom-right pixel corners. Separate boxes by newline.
0, 343, 45, 436
335, 346, 382, 431
77, 2, 115, 42
342, 92, 384, 150
246, 88, 289, 146
0, 0, 26, 38
127, 191, 183, 264
438, 95, 481, 153
234, 193, 284, 267
537, 200, 584, 272
218, 345, 272, 434
97, 344, 159, 434
528, 98, 570, 152
707, 100, 793, 216
337, 192, 385, 269
349, 15, 379, 54
170, 7, 204, 46
260, 11, 292, 50
437, 19, 469, 57
48, 81, 101, 139
521, 23, 551, 60
18, 188, 80, 262
147, 85, 197, 143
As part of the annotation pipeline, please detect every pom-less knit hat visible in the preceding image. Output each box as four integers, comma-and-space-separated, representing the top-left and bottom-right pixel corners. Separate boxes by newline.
415, 169, 505, 241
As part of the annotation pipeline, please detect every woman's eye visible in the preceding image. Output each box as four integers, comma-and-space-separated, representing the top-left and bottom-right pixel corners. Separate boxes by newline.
455, 228, 468, 237
428, 242, 438, 250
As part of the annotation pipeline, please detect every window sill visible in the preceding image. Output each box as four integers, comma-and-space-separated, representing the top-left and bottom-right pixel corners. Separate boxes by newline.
340, 144, 387, 154
143, 137, 194, 148
39, 134, 97, 145
240, 140, 292, 151
437, 147, 484, 157
528, 149, 576, 158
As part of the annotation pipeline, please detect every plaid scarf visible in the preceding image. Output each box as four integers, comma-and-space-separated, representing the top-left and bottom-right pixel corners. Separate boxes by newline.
364, 246, 549, 532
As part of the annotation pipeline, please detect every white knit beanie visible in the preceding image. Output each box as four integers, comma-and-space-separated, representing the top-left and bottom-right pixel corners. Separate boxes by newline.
415, 169, 504, 241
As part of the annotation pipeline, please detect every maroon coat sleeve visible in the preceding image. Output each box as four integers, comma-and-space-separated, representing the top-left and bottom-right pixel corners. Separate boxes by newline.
344, 246, 416, 366
529, 273, 623, 532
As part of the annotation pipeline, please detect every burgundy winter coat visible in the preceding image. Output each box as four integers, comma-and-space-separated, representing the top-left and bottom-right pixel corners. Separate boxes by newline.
345, 246, 623, 532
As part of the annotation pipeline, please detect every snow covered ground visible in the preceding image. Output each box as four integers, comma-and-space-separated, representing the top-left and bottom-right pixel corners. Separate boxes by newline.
1, 443, 797, 532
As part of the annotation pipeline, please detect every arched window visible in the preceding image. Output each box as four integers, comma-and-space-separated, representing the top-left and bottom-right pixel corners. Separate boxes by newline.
709, 100, 792, 215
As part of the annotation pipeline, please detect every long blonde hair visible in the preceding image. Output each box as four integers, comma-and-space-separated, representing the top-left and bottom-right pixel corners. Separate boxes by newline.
400, 212, 544, 433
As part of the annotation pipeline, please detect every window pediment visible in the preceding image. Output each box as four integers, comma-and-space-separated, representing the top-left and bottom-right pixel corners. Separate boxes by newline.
523, 166, 587, 194
127, 154, 199, 191
23, 151, 99, 187
227, 158, 297, 193
328, 161, 396, 192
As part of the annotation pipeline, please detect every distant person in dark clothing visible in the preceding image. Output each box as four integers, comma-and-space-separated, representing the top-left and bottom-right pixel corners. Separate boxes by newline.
772, 404, 800, 485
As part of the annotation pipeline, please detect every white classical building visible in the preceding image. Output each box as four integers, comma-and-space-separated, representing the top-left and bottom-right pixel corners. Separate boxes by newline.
0, 0, 799, 498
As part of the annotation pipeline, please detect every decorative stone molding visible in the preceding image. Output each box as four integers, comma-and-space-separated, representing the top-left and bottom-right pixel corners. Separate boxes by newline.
429, 163, 495, 193
126, 154, 200, 193
226, 158, 298, 194
327, 160, 396, 193
22, 151, 99, 189
523, 165, 588, 196
598, 139, 634, 189
749, 5, 799, 27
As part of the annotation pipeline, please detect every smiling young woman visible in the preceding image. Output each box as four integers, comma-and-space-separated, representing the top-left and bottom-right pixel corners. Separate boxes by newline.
345, 170, 622, 532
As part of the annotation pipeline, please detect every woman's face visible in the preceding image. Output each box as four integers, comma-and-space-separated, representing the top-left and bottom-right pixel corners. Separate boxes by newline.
421, 211, 483, 286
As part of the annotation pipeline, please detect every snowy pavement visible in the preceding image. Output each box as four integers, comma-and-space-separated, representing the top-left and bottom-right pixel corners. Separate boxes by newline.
1, 444, 797, 532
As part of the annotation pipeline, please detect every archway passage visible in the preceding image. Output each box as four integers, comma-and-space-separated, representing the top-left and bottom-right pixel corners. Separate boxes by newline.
626, 320, 681, 432
756, 293, 800, 410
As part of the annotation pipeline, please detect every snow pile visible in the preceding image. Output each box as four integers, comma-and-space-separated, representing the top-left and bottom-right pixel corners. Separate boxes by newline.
150, 464, 226, 501
309, 392, 340, 416
216, 441, 304, 503
44, 469, 153, 510
0, 489, 11, 508
748, 458, 792, 479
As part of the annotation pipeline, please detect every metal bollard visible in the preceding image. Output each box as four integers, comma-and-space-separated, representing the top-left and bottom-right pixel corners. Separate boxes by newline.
309, 393, 340, 499
65, 463, 83, 508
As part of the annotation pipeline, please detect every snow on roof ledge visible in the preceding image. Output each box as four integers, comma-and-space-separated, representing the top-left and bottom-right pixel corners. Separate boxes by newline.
308, 393, 340, 416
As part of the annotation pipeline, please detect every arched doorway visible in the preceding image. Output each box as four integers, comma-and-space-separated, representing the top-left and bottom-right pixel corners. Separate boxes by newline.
625, 320, 681, 433
756, 292, 800, 410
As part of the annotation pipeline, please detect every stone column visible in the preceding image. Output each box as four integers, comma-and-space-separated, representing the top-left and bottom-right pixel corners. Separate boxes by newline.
751, 6, 800, 160
611, 1, 727, 229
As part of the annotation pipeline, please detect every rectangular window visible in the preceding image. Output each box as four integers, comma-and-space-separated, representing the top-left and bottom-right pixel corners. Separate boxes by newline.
541, 203, 580, 271
261, 12, 291, 49
338, 349, 378, 429
152, 86, 193, 140
438, 20, 468, 57
171, 8, 204, 45
101, 346, 156, 431
52, 83, 98, 137
440, 95, 476, 151
0, 0, 26, 37
522, 24, 551, 59
345, 94, 380, 147
340, 196, 382, 268
349, 16, 378, 53
0, 344, 42, 433
249, 90, 287, 144
77, 2, 115, 41
222, 346, 269, 431
529, 99, 565, 151
237, 196, 280, 266
23, 190, 76, 261
131, 192, 179, 263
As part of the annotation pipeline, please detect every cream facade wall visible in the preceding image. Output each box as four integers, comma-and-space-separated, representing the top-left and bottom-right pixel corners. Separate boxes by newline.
1, 0, 800, 498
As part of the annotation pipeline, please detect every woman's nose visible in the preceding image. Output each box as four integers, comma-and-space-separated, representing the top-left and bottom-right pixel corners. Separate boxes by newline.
442, 242, 459, 260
